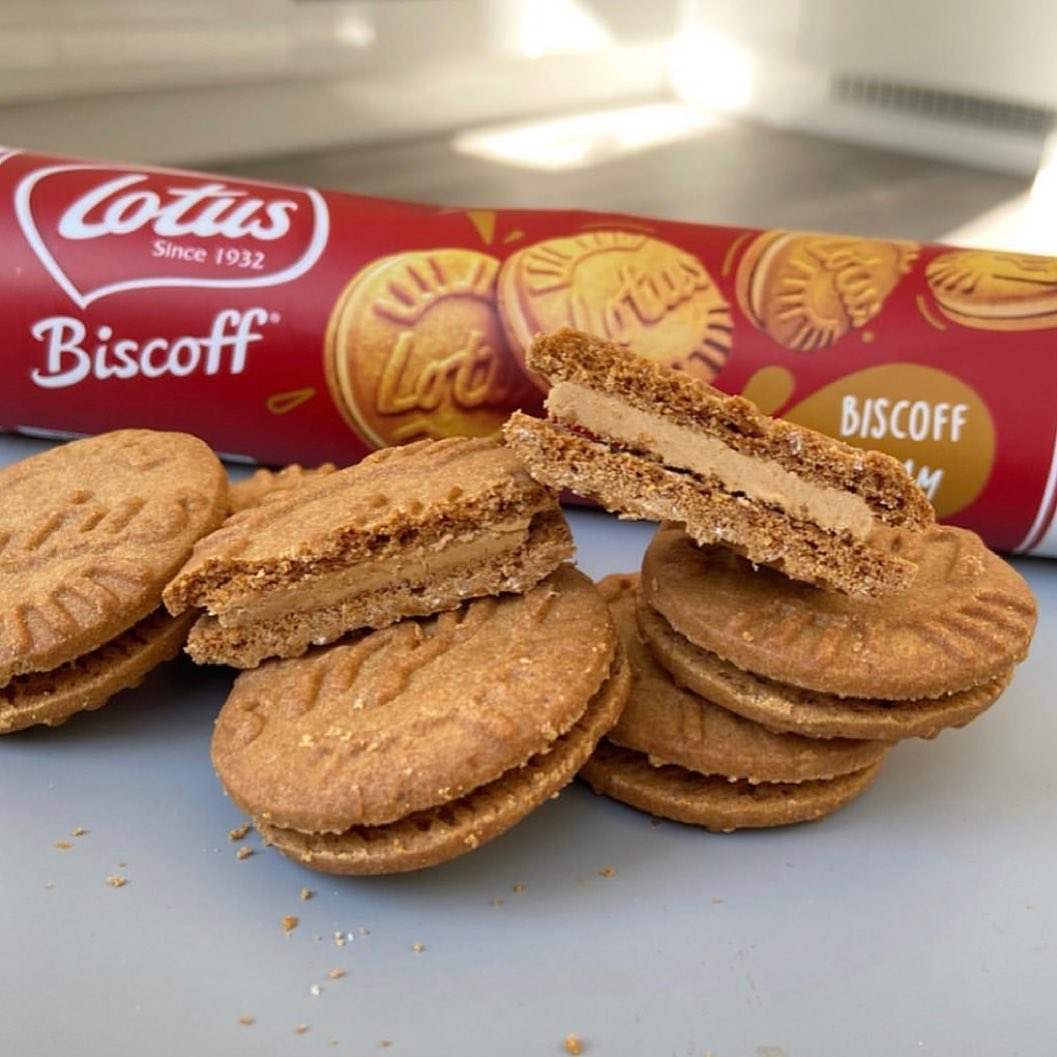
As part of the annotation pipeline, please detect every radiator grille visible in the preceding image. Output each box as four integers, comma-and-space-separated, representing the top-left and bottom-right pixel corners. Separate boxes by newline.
832, 73, 1056, 135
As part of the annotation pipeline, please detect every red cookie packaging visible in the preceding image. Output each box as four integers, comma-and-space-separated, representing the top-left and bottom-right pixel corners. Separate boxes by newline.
1, 146, 1055, 556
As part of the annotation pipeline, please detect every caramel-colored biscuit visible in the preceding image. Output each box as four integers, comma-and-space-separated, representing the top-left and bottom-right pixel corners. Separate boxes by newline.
212, 566, 615, 831
498, 231, 732, 386
925, 249, 1057, 330
0, 609, 195, 733
735, 230, 917, 351
642, 522, 1036, 702
504, 329, 934, 596
324, 249, 537, 449
637, 592, 1012, 741
599, 574, 886, 779
0, 430, 227, 687
166, 436, 574, 667
581, 741, 884, 832
214, 566, 627, 873
228, 463, 337, 514
257, 647, 630, 875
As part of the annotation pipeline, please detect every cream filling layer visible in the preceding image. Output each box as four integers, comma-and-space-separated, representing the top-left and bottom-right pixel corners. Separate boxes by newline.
546, 382, 874, 537
213, 519, 535, 627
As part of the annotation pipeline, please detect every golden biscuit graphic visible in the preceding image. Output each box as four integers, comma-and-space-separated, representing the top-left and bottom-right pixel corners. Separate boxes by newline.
925, 249, 1057, 330
325, 249, 537, 448
497, 230, 732, 388
736, 231, 918, 351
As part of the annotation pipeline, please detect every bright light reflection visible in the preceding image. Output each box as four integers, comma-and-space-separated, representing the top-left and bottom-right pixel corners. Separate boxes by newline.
668, 31, 755, 112
512, 0, 613, 59
452, 102, 721, 172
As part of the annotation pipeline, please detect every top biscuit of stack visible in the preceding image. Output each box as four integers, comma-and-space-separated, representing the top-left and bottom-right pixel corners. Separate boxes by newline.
503, 329, 934, 596
164, 435, 574, 667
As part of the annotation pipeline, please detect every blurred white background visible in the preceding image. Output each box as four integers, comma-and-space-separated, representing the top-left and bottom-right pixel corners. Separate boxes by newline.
2, 0, 1055, 248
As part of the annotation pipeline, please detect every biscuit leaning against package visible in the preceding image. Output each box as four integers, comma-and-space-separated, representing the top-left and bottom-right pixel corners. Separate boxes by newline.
3, 146, 1057, 556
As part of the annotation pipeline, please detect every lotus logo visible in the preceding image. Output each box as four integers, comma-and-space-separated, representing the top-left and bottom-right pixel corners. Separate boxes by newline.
14, 163, 330, 308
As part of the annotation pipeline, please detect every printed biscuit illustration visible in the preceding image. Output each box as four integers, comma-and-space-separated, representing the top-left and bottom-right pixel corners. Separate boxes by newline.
925, 249, 1057, 330
324, 249, 537, 449
735, 231, 918, 351
498, 230, 732, 387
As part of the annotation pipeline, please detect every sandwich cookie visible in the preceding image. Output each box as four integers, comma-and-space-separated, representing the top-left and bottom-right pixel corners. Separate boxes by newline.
212, 565, 629, 874
735, 230, 918, 351
578, 575, 887, 832
925, 249, 1057, 330
503, 328, 934, 596
498, 231, 733, 386
639, 523, 1036, 738
165, 436, 574, 668
0, 430, 228, 731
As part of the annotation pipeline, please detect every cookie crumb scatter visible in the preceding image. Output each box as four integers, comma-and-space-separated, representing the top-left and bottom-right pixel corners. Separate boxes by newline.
411, 943, 425, 954
228, 823, 251, 841
513, 883, 525, 894
238, 1016, 254, 1027
53, 841, 72, 851
564, 1033, 584, 1054
294, 1025, 309, 1035
235, 846, 253, 860
71, 827, 88, 837
106, 875, 127, 888
300, 887, 313, 902
599, 867, 615, 878
328, 968, 346, 980
378, 1041, 392, 1049
281, 915, 299, 934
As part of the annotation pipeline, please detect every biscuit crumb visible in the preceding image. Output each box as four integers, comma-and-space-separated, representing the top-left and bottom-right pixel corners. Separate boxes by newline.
378, 1042, 392, 1049
513, 883, 525, 894
106, 875, 127, 888
281, 915, 299, 934
490, 898, 504, 908
228, 823, 251, 841
236, 845, 253, 860
309, 984, 323, 997
238, 1016, 254, 1027
71, 827, 88, 837
53, 841, 72, 851
711, 897, 724, 905
294, 1024, 309, 1035
599, 867, 615, 878
359, 927, 370, 936
300, 887, 313, 902
411, 943, 425, 954
564, 1033, 584, 1054
333, 931, 346, 947
328, 968, 346, 980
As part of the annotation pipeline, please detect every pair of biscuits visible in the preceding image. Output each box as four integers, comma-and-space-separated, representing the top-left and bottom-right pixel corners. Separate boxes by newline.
214, 566, 628, 874
504, 328, 934, 597
582, 519, 1035, 831
0, 430, 228, 733
502, 329, 1036, 830
192, 437, 631, 873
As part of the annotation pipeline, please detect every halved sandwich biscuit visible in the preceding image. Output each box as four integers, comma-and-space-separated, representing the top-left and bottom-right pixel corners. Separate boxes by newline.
503, 328, 934, 596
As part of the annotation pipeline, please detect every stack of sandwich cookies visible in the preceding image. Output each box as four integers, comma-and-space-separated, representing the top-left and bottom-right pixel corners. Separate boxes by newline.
0, 430, 227, 732
165, 436, 573, 668
212, 566, 629, 874
639, 523, 1036, 740
503, 328, 934, 597
580, 575, 888, 831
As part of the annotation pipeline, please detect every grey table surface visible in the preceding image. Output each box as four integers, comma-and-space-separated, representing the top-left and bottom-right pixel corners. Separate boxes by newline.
0, 429, 1054, 1057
